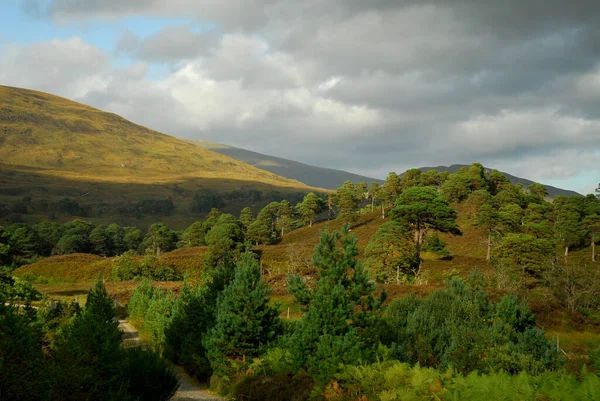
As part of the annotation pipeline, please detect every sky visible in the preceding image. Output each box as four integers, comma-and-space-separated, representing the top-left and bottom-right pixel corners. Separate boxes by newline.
0, 0, 599, 194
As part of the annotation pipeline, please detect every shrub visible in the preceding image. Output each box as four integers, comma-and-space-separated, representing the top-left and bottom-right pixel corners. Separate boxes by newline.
380, 276, 563, 375
122, 346, 180, 401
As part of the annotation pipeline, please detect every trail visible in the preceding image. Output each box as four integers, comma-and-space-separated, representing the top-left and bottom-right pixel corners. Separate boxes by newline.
118, 320, 227, 401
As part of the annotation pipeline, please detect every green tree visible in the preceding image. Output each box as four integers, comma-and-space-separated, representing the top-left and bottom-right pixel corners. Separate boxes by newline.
367, 182, 380, 213
204, 215, 245, 268
287, 227, 386, 382
89, 225, 110, 256
277, 200, 293, 237
554, 206, 583, 261
123, 226, 143, 252
494, 233, 555, 293
528, 182, 548, 199
105, 223, 125, 256
178, 221, 208, 248
0, 226, 12, 266
204, 253, 281, 377
165, 256, 237, 380
51, 281, 127, 401
390, 187, 461, 268
33, 221, 63, 256
441, 172, 473, 202
246, 219, 272, 245
0, 298, 47, 400
239, 207, 255, 232
142, 223, 177, 256
380, 172, 402, 218
583, 214, 600, 261
401, 169, 422, 189
365, 221, 417, 283
296, 192, 324, 227
334, 180, 363, 225
474, 200, 502, 261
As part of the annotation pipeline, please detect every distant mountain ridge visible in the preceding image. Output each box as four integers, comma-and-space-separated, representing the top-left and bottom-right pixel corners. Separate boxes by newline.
187, 140, 383, 190
417, 165, 581, 198
187, 141, 579, 198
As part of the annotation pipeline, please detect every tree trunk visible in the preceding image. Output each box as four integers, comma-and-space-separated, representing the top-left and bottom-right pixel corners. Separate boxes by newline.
592, 241, 596, 262
371, 197, 375, 213
309, 217, 313, 228
486, 231, 492, 262
564, 245, 569, 263
414, 229, 422, 262
281, 218, 285, 237
381, 204, 385, 219
396, 265, 400, 284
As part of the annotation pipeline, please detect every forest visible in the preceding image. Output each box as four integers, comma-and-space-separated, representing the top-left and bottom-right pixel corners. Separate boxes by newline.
2, 163, 600, 400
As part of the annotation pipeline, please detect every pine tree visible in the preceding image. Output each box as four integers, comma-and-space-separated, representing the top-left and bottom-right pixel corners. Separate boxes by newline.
391, 186, 461, 268
278, 200, 293, 237
51, 281, 127, 401
365, 221, 417, 283
474, 200, 502, 261
239, 207, 255, 233
165, 255, 237, 380
287, 227, 386, 382
334, 181, 363, 225
204, 253, 281, 377
246, 219, 272, 245
296, 192, 324, 227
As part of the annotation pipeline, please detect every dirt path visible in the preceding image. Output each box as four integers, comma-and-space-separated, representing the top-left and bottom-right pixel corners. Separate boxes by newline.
118, 320, 227, 401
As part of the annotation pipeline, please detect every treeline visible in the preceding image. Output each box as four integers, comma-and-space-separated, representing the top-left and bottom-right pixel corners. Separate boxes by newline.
126, 226, 600, 400
0, 275, 179, 401
0, 191, 329, 269
0, 188, 316, 224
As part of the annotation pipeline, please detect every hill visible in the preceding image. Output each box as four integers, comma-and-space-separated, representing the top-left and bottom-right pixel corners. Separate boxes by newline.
416, 165, 580, 198
187, 141, 579, 198
187, 139, 383, 190
0, 86, 320, 226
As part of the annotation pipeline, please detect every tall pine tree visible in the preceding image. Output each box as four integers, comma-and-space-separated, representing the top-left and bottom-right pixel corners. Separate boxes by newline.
204, 252, 281, 378
287, 227, 386, 382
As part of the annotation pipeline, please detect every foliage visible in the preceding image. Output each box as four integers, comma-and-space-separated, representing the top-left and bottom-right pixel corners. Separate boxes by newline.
380, 275, 564, 375
204, 252, 282, 377
422, 233, 450, 257
164, 255, 237, 380
328, 360, 600, 401
334, 181, 364, 225
287, 227, 386, 382
391, 186, 460, 267
50, 281, 129, 401
296, 192, 325, 227
365, 221, 418, 283
122, 346, 180, 401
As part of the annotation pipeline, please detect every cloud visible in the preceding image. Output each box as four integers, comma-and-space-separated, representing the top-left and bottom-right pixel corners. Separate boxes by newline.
5, 0, 600, 193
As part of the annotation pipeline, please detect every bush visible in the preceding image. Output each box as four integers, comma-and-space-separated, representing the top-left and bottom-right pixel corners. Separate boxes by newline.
233, 373, 314, 401
380, 276, 563, 375
122, 346, 180, 401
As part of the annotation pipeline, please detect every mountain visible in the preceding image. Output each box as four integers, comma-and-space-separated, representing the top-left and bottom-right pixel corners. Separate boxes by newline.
416, 165, 580, 198
187, 140, 383, 190
0, 86, 318, 226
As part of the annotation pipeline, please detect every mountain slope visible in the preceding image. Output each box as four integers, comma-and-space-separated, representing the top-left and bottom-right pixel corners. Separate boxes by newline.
417, 165, 580, 198
188, 140, 383, 190
0, 86, 313, 190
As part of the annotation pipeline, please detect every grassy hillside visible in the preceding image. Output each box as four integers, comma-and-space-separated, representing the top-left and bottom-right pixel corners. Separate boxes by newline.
0, 86, 321, 225
188, 139, 383, 190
